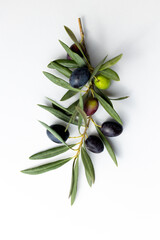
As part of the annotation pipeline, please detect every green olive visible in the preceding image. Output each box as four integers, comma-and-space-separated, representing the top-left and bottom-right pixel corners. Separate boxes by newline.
94, 75, 111, 89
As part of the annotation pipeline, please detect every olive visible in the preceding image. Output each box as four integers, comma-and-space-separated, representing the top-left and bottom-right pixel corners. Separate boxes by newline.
46, 124, 69, 143
85, 135, 104, 153
67, 44, 83, 60
69, 66, 90, 88
84, 97, 99, 116
101, 121, 123, 137
94, 75, 111, 90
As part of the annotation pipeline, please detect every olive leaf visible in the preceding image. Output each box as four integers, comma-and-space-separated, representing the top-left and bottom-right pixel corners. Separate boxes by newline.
69, 158, 79, 205
77, 94, 84, 132
65, 110, 78, 132
99, 68, 120, 81
21, 157, 72, 175
76, 106, 87, 127
89, 55, 108, 82
46, 97, 73, 115
99, 54, 123, 71
59, 40, 85, 67
110, 96, 129, 100
47, 61, 72, 78
67, 93, 87, 112
56, 59, 79, 68
94, 87, 113, 108
94, 92, 123, 125
38, 105, 78, 125
95, 126, 118, 166
64, 26, 86, 58
29, 144, 76, 160
43, 71, 80, 92
60, 90, 78, 101
81, 147, 95, 186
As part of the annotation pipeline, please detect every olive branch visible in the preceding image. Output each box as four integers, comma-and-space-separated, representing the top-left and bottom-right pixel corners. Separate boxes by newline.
21, 18, 128, 205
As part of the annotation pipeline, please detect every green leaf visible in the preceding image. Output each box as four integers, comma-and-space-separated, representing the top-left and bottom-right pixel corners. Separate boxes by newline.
47, 61, 72, 78
43, 71, 80, 92
38, 121, 70, 148
46, 97, 72, 115
69, 158, 79, 205
78, 94, 84, 132
64, 26, 88, 64
76, 106, 87, 127
60, 90, 78, 101
95, 126, 118, 166
56, 59, 79, 68
81, 147, 95, 186
59, 40, 85, 67
94, 87, 113, 108
99, 54, 123, 71
29, 144, 75, 160
38, 105, 78, 125
94, 92, 123, 125
21, 157, 72, 175
67, 93, 86, 112
89, 55, 108, 82
110, 96, 129, 101
99, 68, 120, 81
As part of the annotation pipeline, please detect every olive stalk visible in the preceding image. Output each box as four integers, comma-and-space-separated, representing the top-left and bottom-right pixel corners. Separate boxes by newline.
73, 117, 91, 161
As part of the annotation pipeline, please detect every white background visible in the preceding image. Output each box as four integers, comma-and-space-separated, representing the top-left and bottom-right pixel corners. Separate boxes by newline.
1, 0, 160, 239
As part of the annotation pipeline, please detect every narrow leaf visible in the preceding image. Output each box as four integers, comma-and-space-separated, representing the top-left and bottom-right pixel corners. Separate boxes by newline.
94, 87, 113, 108
78, 94, 84, 132
99, 54, 123, 71
94, 92, 123, 125
89, 55, 108, 82
47, 61, 72, 78
29, 144, 75, 160
59, 40, 85, 67
46, 97, 72, 115
100, 68, 120, 81
110, 96, 129, 101
60, 90, 78, 101
56, 59, 79, 68
76, 106, 87, 127
43, 71, 80, 92
21, 157, 72, 175
95, 126, 118, 166
64, 26, 88, 63
38, 105, 78, 125
81, 147, 95, 186
70, 158, 79, 205
67, 93, 87, 112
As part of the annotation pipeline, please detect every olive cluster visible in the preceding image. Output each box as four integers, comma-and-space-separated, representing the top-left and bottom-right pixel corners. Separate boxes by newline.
47, 43, 123, 154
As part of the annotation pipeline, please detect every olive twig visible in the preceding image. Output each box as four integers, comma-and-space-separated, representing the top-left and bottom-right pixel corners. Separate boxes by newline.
72, 117, 91, 161
78, 17, 91, 65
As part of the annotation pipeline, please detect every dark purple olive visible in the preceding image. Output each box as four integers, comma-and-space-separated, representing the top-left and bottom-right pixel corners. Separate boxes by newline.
46, 124, 69, 143
101, 121, 123, 137
84, 97, 99, 116
85, 135, 104, 153
69, 66, 90, 88
67, 44, 83, 60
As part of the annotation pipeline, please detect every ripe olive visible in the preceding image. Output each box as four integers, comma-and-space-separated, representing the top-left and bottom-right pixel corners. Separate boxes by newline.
101, 121, 123, 137
94, 75, 111, 89
84, 97, 99, 116
46, 124, 69, 143
67, 44, 83, 60
85, 135, 104, 153
69, 66, 90, 88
